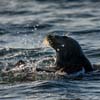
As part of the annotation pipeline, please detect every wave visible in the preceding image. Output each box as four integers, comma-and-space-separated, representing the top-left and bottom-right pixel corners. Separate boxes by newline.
35, 0, 100, 3
71, 29, 100, 34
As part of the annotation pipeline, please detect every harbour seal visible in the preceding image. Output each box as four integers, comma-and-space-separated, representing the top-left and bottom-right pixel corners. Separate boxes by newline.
43, 34, 93, 74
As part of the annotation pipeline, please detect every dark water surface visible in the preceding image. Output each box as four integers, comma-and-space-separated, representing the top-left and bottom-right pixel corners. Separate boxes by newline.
0, 0, 100, 100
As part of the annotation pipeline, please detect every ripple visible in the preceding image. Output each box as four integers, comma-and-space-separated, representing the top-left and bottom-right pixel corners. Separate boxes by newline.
72, 29, 100, 34
0, 0, 100, 100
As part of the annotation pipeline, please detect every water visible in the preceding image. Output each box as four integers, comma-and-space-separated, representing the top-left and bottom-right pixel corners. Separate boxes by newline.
0, 0, 100, 100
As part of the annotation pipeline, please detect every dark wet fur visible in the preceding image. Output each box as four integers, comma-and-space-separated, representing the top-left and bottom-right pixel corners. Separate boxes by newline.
46, 35, 93, 74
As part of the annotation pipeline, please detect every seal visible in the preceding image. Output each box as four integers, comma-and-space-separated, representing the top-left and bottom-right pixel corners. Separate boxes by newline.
43, 34, 93, 74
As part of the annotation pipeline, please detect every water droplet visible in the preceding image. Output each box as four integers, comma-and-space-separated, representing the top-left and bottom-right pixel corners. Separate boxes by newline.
17, 31, 20, 34
34, 27, 37, 30
61, 44, 65, 47
32, 29, 34, 32
36, 24, 39, 27
57, 48, 60, 51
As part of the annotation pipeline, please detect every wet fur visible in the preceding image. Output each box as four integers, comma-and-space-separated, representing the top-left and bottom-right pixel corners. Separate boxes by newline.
45, 35, 93, 74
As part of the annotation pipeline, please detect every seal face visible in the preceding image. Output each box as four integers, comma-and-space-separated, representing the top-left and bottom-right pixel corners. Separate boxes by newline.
44, 34, 93, 74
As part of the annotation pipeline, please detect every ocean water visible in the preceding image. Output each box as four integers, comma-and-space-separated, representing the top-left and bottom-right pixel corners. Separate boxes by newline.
0, 0, 100, 100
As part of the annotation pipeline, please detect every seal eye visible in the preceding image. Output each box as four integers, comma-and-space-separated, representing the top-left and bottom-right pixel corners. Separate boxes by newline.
57, 48, 60, 52
61, 44, 65, 47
